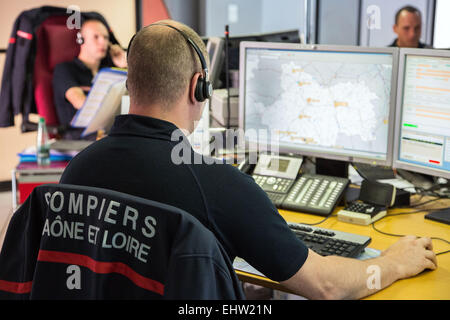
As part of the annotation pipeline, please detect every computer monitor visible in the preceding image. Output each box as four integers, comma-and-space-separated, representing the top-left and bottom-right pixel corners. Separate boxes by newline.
255, 29, 300, 43
239, 42, 399, 166
206, 37, 225, 89
217, 30, 301, 89
393, 48, 450, 179
226, 29, 300, 71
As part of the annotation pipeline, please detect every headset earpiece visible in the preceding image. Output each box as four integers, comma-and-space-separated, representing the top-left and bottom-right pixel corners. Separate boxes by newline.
76, 32, 84, 45
195, 76, 212, 102
195, 77, 205, 102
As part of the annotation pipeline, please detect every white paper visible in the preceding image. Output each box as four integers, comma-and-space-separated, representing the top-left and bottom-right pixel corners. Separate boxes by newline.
71, 68, 127, 129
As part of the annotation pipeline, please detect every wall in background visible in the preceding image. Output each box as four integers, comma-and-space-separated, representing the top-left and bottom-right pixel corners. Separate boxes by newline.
199, 0, 304, 38
433, 0, 450, 48
164, 0, 200, 32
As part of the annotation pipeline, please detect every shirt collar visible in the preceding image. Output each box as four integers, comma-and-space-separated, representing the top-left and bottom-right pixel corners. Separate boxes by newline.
109, 114, 182, 141
390, 38, 426, 48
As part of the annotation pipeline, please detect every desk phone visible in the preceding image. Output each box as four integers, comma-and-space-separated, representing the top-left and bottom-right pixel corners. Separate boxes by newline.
251, 154, 303, 206
250, 154, 349, 216
282, 174, 349, 216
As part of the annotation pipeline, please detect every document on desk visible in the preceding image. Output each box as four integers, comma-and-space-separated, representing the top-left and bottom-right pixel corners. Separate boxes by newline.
233, 257, 266, 278
377, 177, 416, 193
233, 248, 381, 277
71, 68, 127, 135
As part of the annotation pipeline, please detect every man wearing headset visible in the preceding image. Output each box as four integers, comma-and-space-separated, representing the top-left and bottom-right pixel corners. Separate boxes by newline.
60, 20, 437, 299
52, 18, 127, 136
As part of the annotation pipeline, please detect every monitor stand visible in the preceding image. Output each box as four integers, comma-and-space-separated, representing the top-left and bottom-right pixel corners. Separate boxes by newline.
315, 158, 349, 179
315, 158, 351, 206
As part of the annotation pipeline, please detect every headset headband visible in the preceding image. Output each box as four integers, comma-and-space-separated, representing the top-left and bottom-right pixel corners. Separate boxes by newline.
127, 23, 209, 81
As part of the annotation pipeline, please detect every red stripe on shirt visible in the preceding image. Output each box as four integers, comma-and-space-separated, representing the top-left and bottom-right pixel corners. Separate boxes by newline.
0, 280, 33, 294
37, 250, 164, 295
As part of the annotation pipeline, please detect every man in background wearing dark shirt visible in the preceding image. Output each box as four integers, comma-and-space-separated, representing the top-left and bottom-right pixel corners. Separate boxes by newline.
390, 5, 431, 48
52, 18, 127, 137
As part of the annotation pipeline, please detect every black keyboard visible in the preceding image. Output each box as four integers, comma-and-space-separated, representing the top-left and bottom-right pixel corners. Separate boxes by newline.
288, 222, 371, 258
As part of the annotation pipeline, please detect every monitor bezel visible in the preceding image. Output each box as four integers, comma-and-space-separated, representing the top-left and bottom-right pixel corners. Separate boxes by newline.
227, 29, 300, 46
393, 48, 450, 179
238, 41, 399, 166
206, 37, 225, 89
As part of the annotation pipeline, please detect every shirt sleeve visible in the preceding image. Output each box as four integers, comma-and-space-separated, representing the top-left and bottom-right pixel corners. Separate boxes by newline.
210, 166, 309, 282
52, 63, 80, 126
52, 62, 80, 99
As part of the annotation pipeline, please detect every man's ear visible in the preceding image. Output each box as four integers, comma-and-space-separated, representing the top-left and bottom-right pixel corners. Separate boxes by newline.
189, 72, 202, 104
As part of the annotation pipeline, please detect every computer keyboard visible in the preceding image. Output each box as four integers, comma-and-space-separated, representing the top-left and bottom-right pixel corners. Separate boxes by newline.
288, 222, 371, 258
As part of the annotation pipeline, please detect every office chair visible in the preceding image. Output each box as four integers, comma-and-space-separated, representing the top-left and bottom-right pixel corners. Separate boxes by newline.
0, 6, 120, 135
33, 15, 80, 129
0, 184, 244, 300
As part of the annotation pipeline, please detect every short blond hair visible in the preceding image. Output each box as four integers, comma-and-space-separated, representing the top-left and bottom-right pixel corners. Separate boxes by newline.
127, 20, 209, 109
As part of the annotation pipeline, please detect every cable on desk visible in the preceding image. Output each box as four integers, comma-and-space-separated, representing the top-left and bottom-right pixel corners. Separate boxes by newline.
301, 214, 334, 226
371, 208, 450, 256
350, 162, 449, 199
408, 197, 445, 208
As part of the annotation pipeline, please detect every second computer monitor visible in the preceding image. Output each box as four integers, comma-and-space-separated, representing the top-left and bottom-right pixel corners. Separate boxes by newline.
393, 48, 450, 179
239, 42, 399, 166
206, 37, 225, 89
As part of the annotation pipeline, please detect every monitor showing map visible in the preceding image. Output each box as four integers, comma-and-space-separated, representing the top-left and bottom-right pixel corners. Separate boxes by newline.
239, 42, 399, 166
206, 37, 224, 89
393, 48, 450, 179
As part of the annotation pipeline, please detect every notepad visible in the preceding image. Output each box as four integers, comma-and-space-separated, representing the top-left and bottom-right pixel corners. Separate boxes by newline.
71, 68, 127, 137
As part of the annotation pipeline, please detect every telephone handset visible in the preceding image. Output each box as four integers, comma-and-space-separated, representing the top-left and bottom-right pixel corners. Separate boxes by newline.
251, 154, 303, 206
247, 154, 349, 216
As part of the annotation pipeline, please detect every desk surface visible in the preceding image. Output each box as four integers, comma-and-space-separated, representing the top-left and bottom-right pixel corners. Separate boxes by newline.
235, 196, 450, 300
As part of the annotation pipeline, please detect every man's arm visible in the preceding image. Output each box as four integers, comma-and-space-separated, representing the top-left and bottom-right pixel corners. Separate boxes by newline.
109, 44, 127, 68
280, 235, 437, 299
65, 87, 90, 110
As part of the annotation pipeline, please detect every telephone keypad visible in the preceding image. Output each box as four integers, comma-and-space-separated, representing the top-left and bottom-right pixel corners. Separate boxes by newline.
282, 174, 349, 216
252, 174, 294, 194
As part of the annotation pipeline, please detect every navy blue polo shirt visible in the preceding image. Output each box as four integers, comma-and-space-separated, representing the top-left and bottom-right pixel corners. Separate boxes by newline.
52, 58, 94, 127
60, 114, 309, 282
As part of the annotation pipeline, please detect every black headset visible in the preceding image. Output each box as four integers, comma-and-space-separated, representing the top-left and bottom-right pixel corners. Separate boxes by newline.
127, 23, 212, 102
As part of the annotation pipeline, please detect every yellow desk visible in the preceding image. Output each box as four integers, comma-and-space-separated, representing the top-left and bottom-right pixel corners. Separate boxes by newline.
236, 196, 450, 300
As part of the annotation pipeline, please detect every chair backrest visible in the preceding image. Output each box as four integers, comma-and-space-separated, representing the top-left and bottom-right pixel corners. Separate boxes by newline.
0, 184, 244, 300
33, 16, 80, 126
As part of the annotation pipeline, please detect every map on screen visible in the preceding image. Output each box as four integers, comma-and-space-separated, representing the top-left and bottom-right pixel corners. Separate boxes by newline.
244, 48, 393, 160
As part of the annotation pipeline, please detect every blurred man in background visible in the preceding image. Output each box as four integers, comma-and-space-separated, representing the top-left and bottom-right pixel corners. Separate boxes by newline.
390, 5, 431, 48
